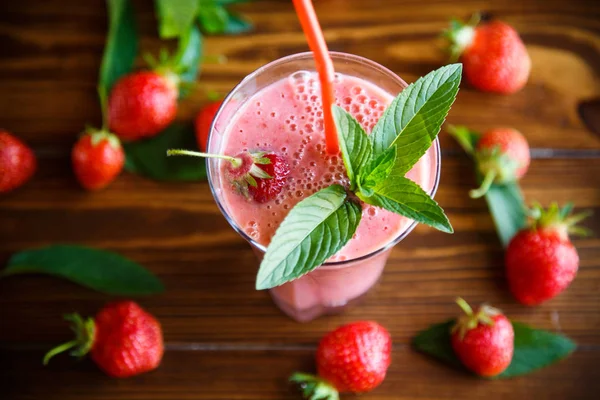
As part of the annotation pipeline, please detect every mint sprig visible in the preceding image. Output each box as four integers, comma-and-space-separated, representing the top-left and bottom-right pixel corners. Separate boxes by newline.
256, 64, 461, 289
256, 185, 361, 290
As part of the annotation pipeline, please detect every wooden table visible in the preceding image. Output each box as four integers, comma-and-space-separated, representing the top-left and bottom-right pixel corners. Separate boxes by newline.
1, 0, 599, 399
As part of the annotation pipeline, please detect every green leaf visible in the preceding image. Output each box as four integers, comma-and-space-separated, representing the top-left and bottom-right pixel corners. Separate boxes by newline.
256, 185, 362, 290
223, 12, 253, 34
359, 171, 453, 233
485, 183, 527, 247
447, 124, 479, 155
215, 0, 251, 5
412, 320, 464, 369
173, 25, 203, 98
370, 64, 462, 175
198, 2, 229, 34
155, 0, 199, 38
99, 0, 138, 95
359, 145, 397, 190
332, 106, 372, 187
2, 245, 164, 296
124, 122, 207, 181
413, 319, 576, 378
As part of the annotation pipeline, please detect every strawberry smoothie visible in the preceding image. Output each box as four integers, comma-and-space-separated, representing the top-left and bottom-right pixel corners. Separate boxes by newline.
208, 53, 440, 321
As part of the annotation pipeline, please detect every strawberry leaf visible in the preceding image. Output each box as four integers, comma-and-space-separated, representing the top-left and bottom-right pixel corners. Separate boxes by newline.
485, 183, 527, 247
413, 319, 576, 378
198, 2, 229, 34
124, 122, 207, 181
2, 245, 164, 296
223, 12, 253, 34
332, 106, 372, 188
256, 185, 361, 290
173, 25, 203, 98
99, 0, 138, 96
155, 0, 199, 38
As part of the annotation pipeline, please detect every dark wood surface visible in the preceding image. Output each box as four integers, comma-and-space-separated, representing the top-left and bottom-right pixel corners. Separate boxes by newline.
1, 0, 599, 399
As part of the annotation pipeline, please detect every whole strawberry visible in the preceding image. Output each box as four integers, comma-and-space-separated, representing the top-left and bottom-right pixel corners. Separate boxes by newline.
167, 149, 290, 203
44, 301, 163, 378
0, 130, 37, 193
450, 126, 530, 198
506, 203, 590, 306
72, 130, 125, 190
444, 15, 530, 94
108, 70, 179, 141
450, 298, 514, 377
195, 100, 223, 152
291, 321, 391, 398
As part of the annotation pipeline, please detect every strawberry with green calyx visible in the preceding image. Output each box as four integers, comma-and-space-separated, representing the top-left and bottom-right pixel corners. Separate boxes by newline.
44, 301, 163, 378
443, 14, 530, 94
291, 321, 391, 398
448, 125, 530, 198
506, 203, 592, 306
167, 149, 290, 203
450, 298, 514, 377
72, 129, 125, 191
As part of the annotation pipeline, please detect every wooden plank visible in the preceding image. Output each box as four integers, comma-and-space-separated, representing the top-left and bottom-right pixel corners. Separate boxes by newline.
1, 347, 598, 400
1, 157, 598, 345
0, 0, 598, 149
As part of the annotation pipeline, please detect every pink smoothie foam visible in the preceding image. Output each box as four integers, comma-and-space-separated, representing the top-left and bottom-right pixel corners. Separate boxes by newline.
218, 71, 437, 320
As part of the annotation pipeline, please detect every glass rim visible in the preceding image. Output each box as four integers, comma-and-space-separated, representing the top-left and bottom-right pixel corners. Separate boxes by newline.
207, 51, 442, 269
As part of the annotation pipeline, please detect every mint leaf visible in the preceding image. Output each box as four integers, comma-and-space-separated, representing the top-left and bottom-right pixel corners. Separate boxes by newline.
155, 0, 199, 38
359, 145, 397, 191
2, 245, 164, 296
485, 183, 527, 247
413, 319, 576, 378
173, 25, 203, 98
256, 185, 361, 290
99, 0, 138, 95
223, 12, 253, 34
198, 2, 229, 34
332, 106, 372, 187
359, 171, 453, 233
124, 122, 206, 181
370, 64, 462, 175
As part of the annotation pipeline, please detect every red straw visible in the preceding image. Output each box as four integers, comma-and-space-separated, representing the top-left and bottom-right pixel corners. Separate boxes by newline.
292, 0, 339, 155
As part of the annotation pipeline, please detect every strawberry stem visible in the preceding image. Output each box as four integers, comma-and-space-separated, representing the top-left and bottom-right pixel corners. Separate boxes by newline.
455, 297, 473, 316
469, 170, 497, 198
43, 313, 95, 366
167, 149, 242, 168
290, 372, 339, 400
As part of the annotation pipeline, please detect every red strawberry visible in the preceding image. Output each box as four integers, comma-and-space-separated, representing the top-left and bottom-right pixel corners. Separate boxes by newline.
444, 15, 530, 94
506, 203, 591, 306
291, 321, 391, 398
450, 298, 514, 377
195, 100, 223, 151
72, 130, 125, 191
108, 70, 179, 141
450, 126, 530, 198
0, 130, 37, 193
167, 149, 290, 203
44, 301, 163, 378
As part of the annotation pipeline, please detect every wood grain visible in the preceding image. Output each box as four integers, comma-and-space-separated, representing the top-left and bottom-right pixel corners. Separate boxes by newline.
2, 348, 599, 400
1, 1, 599, 399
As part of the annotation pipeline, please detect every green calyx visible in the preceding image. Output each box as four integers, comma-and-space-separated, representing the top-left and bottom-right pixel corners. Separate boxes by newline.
290, 373, 339, 400
470, 147, 520, 199
86, 128, 122, 149
43, 313, 95, 365
143, 49, 183, 90
451, 297, 500, 340
528, 202, 593, 239
443, 14, 480, 62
